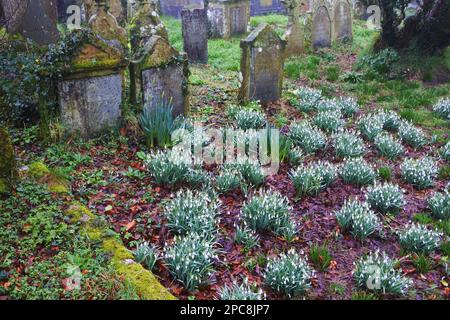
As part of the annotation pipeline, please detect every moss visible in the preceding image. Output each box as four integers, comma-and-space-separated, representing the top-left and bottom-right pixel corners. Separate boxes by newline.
0, 128, 17, 193
0, 179, 7, 194
28, 162, 50, 180
65, 203, 96, 223
67, 205, 176, 300
47, 182, 69, 194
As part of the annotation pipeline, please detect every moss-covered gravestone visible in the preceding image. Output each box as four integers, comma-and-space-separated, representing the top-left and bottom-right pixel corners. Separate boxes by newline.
57, 2, 128, 138
0, 128, 17, 195
208, 0, 250, 39
139, 36, 190, 118
239, 23, 286, 104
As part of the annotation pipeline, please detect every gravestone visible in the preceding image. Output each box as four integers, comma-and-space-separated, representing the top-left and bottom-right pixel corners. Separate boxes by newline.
333, 0, 352, 41
250, 0, 285, 16
58, 1, 128, 138
161, 0, 204, 18
129, 0, 169, 104
239, 23, 286, 104
89, 0, 127, 46
312, 3, 331, 49
181, 7, 208, 64
84, 0, 125, 23
281, 0, 303, 56
208, 0, 250, 39
0, 0, 28, 33
1, 0, 60, 45
139, 36, 190, 118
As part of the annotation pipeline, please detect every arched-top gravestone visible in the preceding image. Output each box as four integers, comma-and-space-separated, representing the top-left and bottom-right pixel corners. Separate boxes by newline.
239, 23, 286, 104
312, 0, 331, 49
333, 0, 352, 41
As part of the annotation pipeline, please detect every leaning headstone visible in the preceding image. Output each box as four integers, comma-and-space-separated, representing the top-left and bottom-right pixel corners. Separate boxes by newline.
239, 23, 286, 104
0, 127, 17, 195
312, 1, 331, 49
281, 0, 303, 56
139, 36, 190, 118
208, 0, 250, 39
250, 0, 285, 16
58, 1, 127, 138
181, 6, 208, 64
333, 0, 352, 41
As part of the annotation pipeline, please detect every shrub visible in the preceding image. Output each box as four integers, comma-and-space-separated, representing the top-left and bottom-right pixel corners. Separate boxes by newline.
134, 241, 159, 271
164, 233, 218, 291
234, 109, 267, 130
398, 121, 428, 149
357, 115, 384, 141
288, 146, 304, 166
401, 157, 438, 189
335, 200, 380, 240
376, 110, 401, 131
314, 110, 345, 133
145, 150, 190, 185
440, 141, 450, 162
309, 243, 333, 271
264, 249, 314, 297
289, 122, 327, 154
432, 98, 450, 120
366, 183, 405, 214
340, 158, 376, 187
227, 159, 265, 187
336, 96, 359, 117
398, 223, 442, 254
428, 191, 450, 220
290, 161, 337, 198
215, 168, 241, 194
353, 250, 411, 295
332, 130, 366, 159
139, 101, 175, 148
219, 278, 264, 300
290, 87, 322, 113
374, 133, 404, 160
316, 99, 341, 113
234, 224, 260, 251
164, 189, 220, 237
241, 189, 296, 239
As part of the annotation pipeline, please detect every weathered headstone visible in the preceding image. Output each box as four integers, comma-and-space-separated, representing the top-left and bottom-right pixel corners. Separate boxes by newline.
85, 0, 125, 23
333, 0, 352, 41
160, 0, 204, 18
1, 0, 60, 45
281, 0, 303, 56
250, 0, 285, 16
181, 7, 208, 64
208, 0, 250, 39
312, 2, 331, 49
0, 0, 28, 33
239, 23, 286, 104
58, 0, 127, 138
129, 0, 169, 104
139, 36, 190, 118
89, 0, 127, 46
0, 127, 17, 195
